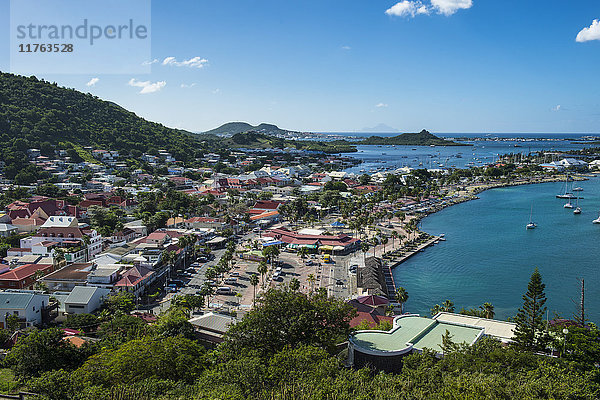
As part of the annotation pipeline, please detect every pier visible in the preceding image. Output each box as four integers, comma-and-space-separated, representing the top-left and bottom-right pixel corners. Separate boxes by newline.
388, 235, 443, 269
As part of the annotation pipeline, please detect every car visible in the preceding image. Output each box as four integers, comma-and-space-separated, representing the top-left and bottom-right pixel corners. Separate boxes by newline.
224, 277, 238, 284
336, 279, 344, 285
190, 262, 200, 267
272, 276, 283, 282
168, 287, 178, 293
205, 279, 216, 286
168, 279, 184, 287
305, 260, 314, 266
229, 271, 240, 277
216, 287, 232, 295
253, 227, 260, 232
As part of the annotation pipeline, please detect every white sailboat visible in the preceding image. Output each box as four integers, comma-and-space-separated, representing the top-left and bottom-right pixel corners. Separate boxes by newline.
526, 205, 537, 229
593, 212, 600, 224
564, 201, 573, 209
556, 173, 578, 199
574, 197, 581, 214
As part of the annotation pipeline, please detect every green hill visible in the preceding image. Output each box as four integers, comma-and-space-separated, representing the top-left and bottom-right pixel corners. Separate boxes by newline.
203, 122, 296, 136
0, 71, 211, 159
360, 130, 468, 146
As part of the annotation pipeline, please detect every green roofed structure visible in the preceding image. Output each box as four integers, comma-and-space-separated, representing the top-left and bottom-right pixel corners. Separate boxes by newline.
348, 314, 486, 372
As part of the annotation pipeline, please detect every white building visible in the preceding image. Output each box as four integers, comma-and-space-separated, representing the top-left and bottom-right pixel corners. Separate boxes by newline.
0, 291, 50, 328
64, 286, 111, 315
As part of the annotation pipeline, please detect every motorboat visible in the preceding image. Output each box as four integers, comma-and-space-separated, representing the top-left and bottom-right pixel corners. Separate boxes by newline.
564, 201, 573, 209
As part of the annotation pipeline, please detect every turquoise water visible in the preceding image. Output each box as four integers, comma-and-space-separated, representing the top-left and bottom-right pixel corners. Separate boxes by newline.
343, 140, 591, 173
393, 177, 600, 322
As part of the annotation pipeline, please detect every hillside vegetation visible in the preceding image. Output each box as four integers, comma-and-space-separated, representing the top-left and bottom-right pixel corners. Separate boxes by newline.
360, 130, 469, 146
0, 72, 211, 164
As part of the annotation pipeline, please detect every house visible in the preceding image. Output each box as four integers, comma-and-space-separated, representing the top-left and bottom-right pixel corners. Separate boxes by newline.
114, 265, 155, 297
185, 217, 225, 230
87, 264, 123, 290
189, 312, 237, 344
0, 291, 50, 328
144, 231, 170, 246
64, 286, 111, 315
0, 263, 57, 290
40, 263, 94, 292
0, 223, 18, 238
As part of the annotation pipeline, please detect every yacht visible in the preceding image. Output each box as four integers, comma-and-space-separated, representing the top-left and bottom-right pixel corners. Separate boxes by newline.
526, 205, 537, 229
564, 201, 574, 209
573, 187, 584, 192
573, 197, 581, 214
593, 215, 600, 224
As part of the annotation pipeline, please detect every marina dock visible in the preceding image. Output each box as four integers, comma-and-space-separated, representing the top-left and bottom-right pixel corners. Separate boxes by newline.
389, 235, 444, 269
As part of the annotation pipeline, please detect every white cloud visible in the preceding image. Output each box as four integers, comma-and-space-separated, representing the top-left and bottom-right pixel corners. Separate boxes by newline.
576, 20, 600, 42
162, 56, 208, 68
142, 59, 159, 65
376, 103, 389, 108
385, 1, 429, 17
128, 78, 166, 94
212, 88, 221, 94
180, 83, 196, 88
342, 45, 351, 50
553, 105, 562, 112
430, 0, 472, 16
86, 77, 99, 87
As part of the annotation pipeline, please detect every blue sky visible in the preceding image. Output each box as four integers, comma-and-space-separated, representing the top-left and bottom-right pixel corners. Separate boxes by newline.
1, 0, 600, 133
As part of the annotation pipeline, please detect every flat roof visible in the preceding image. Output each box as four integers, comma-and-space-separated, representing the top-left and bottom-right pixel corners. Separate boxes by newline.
433, 312, 516, 341
351, 315, 484, 353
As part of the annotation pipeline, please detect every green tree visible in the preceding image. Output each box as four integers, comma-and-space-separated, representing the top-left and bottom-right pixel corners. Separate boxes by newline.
395, 287, 409, 314
513, 268, 548, 352
289, 277, 301, 291
221, 287, 356, 358
73, 336, 207, 387
257, 261, 268, 289
480, 302, 495, 319
249, 274, 259, 305
5, 328, 86, 379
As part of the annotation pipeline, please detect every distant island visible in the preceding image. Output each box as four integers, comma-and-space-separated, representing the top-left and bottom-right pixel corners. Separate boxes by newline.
359, 130, 469, 146
203, 122, 297, 137
221, 132, 357, 153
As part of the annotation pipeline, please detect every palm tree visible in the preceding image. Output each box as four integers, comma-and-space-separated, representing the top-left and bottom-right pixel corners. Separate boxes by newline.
249, 274, 259, 305
361, 242, 370, 261
381, 237, 388, 255
395, 287, 409, 314
480, 302, 495, 319
307, 274, 316, 292
257, 261, 268, 289
391, 231, 399, 249
442, 299, 455, 313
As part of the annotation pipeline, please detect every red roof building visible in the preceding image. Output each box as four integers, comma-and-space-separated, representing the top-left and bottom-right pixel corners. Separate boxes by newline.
0, 263, 56, 289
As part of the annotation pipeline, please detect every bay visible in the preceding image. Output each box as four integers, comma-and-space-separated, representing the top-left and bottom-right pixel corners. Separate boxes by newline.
392, 177, 600, 322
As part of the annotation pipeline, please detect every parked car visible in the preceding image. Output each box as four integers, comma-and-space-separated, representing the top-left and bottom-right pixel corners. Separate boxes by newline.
216, 287, 232, 295
224, 277, 238, 284
230, 271, 240, 277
